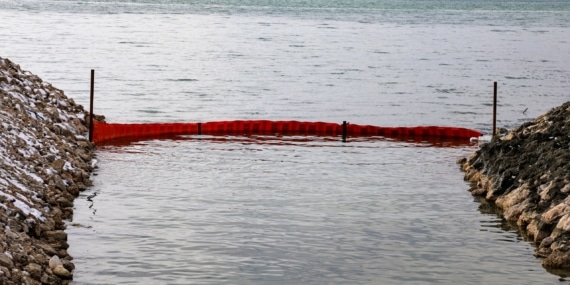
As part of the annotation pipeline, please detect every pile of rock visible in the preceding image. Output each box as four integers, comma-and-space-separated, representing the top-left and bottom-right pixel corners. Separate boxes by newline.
459, 102, 570, 269
0, 57, 94, 284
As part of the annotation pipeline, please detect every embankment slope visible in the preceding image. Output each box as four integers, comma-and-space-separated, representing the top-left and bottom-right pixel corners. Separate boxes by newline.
459, 102, 570, 269
0, 57, 94, 284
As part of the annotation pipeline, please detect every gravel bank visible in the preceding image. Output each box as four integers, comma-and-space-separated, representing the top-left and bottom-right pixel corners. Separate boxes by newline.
459, 102, 570, 270
0, 57, 94, 284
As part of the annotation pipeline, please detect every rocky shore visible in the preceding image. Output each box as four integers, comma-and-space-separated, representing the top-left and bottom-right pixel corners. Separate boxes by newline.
459, 102, 570, 270
0, 57, 94, 284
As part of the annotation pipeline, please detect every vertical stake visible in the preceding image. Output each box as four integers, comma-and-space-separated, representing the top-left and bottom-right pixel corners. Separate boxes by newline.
342, 121, 347, 142
493, 81, 497, 138
89, 69, 95, 142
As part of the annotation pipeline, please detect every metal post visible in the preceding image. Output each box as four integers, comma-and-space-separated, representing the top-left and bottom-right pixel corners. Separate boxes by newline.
493, 81, 497, 138
342, 121, 347, 142
89, 69, 95, 142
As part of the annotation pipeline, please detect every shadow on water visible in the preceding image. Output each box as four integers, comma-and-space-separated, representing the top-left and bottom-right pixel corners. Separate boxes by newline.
476, 196, 523, 237
474, 196, 570, 281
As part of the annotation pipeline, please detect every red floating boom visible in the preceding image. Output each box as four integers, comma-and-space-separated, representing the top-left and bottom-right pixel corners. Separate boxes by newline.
92, 120, 482, 145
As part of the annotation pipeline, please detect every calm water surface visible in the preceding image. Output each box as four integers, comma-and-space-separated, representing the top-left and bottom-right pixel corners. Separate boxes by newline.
69, 137, 551, 284
1, 0, 569, 284
1, 1, 568, 131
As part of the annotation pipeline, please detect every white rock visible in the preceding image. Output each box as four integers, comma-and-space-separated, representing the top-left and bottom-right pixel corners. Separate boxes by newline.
48, 255, 62, 270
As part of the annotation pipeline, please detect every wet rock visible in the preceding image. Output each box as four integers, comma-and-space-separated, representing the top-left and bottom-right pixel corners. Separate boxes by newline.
543, 250, 570, 269
459, 101, 570, 269
61, 259, 75, 272
553, 215, 570, 236
56, 197, 73, 208
51, 240, 70, 250
44, 230, 67, 242
53, 265, 72, 279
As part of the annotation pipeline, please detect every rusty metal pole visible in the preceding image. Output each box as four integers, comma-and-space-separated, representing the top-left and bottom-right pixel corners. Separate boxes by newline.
89, 69, 94, 142
342, 121, 347, 142
493, 81, 497, 138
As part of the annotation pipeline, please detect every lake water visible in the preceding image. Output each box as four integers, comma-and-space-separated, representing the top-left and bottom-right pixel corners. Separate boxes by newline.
1, 0, 569, 284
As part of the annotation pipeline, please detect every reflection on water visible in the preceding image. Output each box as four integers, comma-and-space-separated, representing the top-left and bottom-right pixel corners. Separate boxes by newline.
68, 139, 564, 285
476, 197, 525, 243
474, 196, 570, 281
94, 133, 478, 149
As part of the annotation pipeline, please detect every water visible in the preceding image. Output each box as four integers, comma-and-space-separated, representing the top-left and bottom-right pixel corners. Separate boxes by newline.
1, 0, 569, 284
1, 1, 569, 131
71, 138, 550, 284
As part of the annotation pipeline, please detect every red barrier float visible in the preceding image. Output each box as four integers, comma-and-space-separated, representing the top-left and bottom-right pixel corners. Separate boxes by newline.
92, 120, 482, 146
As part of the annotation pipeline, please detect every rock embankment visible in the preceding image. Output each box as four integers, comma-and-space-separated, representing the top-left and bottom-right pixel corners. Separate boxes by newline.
0, 57, 94, 284
458, 102, 570, 269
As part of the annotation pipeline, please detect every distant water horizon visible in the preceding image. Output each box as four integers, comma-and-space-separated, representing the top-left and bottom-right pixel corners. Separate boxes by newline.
1, 0, 570, 27
2, 0, 570, 11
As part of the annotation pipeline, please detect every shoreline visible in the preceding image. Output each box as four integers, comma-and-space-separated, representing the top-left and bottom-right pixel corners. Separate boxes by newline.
1, 55, 568, 282
458, 101, 570, 270
0, 57, 95, 284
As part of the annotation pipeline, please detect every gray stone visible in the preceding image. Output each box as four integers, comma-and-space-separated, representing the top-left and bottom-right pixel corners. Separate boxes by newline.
21, 275, 42, 285
48, 255, 62, 270
1, 266, 11, 278
38, 243, 58, 256
0, 253, 14, 268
